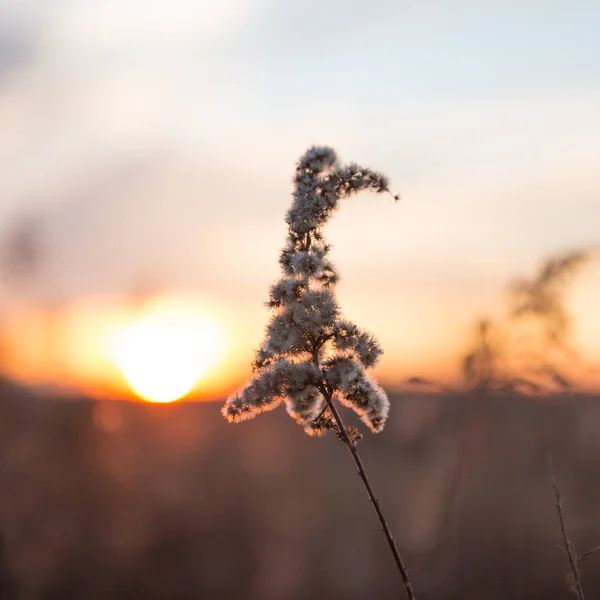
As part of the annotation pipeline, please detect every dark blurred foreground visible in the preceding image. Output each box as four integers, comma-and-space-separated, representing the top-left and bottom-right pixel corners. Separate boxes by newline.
0, 380, 599, 600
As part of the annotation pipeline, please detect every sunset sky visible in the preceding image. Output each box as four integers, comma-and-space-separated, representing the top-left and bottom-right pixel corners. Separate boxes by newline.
0, 0, 599, 398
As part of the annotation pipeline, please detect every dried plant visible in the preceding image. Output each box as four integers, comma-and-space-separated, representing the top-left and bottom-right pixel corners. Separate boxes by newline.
510, 251, 588, 348
463, 249, 591, 395
547, 454, 600, 599
462, 319, 497, 393
222, 146, 415, 599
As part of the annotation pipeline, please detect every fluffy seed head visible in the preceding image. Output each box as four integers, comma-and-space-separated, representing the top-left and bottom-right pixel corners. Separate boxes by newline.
222, 146, 396, 435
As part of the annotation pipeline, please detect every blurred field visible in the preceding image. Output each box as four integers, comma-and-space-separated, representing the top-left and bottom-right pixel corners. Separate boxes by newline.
0, 380, 599, 599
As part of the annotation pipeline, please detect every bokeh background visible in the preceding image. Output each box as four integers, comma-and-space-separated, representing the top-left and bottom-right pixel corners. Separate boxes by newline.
0, 1, 599, 598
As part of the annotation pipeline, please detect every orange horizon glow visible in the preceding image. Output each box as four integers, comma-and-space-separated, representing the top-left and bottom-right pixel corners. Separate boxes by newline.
0, 293, 242, 403
0, 282, 599, 401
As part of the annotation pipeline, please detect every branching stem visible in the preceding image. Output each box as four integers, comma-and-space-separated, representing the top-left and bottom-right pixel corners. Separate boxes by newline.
578, 546, 600, 565
547, 453, 585, 600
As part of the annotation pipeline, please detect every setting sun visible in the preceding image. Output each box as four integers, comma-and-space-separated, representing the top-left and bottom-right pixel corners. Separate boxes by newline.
108, 297, 226, 403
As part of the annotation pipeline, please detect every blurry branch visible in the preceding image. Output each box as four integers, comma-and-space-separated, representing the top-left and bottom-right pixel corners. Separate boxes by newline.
407, 248, 593, 398
510, 251, 588, 349
463, 248, 592, 395
462, 319, 496, 393
547, 453, 588, 600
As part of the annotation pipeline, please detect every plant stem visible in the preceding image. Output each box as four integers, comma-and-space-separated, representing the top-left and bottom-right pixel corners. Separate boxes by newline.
578, 546, 600, 566
547, 453, 585, 600
321, 387, 416, 600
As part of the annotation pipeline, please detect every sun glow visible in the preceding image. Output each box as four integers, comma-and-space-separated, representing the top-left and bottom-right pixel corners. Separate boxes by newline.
108, 298, 226, 403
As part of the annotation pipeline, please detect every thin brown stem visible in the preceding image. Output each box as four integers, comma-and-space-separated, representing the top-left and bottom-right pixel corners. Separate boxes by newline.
578, 546, 600, 565
547, 453, 585, 600
321, 386, 416, 600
